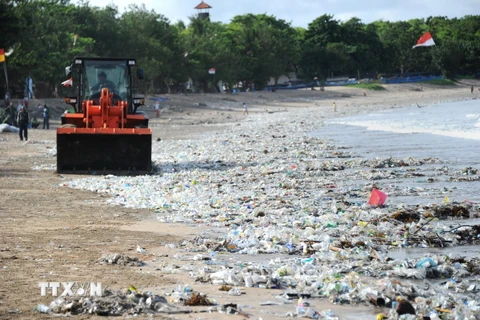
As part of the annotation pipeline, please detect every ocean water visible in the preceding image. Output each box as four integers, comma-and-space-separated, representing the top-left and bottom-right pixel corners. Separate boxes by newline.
312, 99, 480, 204
332, 99, 480, 141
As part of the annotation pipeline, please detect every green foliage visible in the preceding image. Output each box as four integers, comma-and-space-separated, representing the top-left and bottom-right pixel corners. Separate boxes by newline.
431, 39, 475, 79
1, 2, 479, 97
0, 0, 20, 49
457, 75, 475, 79
300, 15, 386, 80
346, 83, 386, 90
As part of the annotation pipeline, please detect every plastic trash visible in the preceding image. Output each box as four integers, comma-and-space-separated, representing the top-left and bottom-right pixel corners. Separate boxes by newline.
136, 245, 146, 253
35, 304, 51, 313
228, 287, 242, 296
415, 257, 437, 269
304, 307, 320, 319
57, 100, 480, 319
368, 188, 387, 206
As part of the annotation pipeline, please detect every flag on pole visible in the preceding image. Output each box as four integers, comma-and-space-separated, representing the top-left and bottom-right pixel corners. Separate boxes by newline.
412, 32, 435, 48
61, 77, 73, 87
208, 68, 216, 75
0, 48, 5, 62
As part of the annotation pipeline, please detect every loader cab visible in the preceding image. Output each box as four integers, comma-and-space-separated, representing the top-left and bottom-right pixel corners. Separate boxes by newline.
83, 60, 127, 102
67, 57, 144, 114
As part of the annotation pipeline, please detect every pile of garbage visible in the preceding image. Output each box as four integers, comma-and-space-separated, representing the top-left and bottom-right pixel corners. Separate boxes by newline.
191, 253, 479, 296
59, 105, 480, 318
37, 288, 254, 317
36, 289, 188, 316
97, 253, 144, 266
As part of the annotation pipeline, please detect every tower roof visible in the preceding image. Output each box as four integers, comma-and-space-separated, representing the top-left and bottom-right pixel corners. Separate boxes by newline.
194, 1, 212, 9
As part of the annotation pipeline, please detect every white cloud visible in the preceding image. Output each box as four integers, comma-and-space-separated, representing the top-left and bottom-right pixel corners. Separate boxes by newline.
81, 0, 480, 27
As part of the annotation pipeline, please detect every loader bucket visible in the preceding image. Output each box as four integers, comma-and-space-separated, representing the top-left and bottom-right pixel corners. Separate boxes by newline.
57, 128, 152, 174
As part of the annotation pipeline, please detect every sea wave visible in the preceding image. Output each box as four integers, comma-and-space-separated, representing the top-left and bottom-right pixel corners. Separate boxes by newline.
466, 114, 480, 119
337, 120, 480, 140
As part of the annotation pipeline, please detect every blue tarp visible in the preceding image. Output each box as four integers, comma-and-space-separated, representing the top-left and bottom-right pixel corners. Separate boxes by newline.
149, 97, 168, 102
325, 79, 358, 86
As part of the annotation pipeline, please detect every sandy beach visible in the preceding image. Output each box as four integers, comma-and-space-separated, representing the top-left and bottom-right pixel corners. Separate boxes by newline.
1, 81, 479, 320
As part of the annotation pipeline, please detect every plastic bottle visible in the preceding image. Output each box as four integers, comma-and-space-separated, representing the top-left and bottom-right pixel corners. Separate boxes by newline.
244, 275, 253, 288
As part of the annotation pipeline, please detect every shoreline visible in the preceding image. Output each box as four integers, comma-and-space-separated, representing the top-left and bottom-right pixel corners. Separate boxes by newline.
1, 83, 479, 319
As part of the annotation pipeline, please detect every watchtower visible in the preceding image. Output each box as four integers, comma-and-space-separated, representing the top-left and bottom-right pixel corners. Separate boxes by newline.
195, 1, 212, 20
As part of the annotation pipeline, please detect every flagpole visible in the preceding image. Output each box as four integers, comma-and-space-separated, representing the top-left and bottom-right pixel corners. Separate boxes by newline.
213, 73, 216, 93
3, 62, 8, 96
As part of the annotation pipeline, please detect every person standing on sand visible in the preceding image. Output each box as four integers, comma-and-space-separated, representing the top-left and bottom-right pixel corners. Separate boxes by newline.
37, 103, 43, 114
154, 101, 160, 118
4, 92, 9, 107
243, 102, 248, 115
333, 102, 337, 112
471, 85, 474, 94
17, 106, 29, 141
42, 104, 50, 129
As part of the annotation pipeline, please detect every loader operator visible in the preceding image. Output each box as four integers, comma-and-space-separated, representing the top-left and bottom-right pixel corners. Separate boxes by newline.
91, 71, 115, 92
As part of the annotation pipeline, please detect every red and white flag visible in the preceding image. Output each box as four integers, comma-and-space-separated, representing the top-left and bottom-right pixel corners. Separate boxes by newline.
412, 32, 435, 48
208, 68, 216, 75
61, 77, 73, 87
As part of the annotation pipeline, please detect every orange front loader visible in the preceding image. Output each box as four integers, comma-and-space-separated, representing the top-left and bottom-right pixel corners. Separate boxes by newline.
57, 57, 151, 173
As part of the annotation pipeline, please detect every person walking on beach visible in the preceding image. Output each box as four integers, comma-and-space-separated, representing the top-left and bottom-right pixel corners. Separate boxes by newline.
471, 85, 474, 94
333, 102, 337, 112
243, 102, 249, 115
17, 106, 29, 141
154, 101, 160, 118
42, 104, 50, 129
4, 92, 9, 107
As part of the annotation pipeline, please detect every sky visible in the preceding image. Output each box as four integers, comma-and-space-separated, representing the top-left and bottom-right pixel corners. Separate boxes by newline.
83, 0, 480, 28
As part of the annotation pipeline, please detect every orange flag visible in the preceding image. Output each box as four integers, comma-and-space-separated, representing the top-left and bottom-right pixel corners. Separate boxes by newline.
0, 48, 5, 62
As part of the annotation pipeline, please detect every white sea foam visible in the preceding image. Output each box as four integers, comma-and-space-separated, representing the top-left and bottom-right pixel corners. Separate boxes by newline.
331, 99, 480, 141
466, 114, 480, 119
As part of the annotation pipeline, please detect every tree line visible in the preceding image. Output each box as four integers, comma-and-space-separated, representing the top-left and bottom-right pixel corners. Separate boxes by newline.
1, 0, 479, 97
